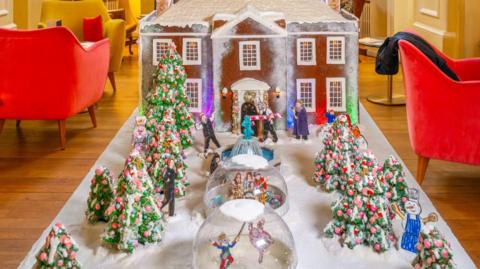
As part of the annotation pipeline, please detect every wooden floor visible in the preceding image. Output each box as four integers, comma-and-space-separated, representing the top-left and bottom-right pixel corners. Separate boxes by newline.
0, 47, 478, 268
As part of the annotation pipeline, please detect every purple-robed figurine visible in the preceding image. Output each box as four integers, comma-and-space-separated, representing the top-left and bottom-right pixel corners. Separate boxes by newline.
293, 100, 309, 140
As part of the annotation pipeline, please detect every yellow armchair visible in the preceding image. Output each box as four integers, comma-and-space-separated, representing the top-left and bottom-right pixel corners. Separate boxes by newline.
39, 0, 125, 91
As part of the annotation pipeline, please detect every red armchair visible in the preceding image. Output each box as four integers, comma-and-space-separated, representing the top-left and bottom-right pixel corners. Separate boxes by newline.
0, 27, 110, 149
399, 40, 480, 184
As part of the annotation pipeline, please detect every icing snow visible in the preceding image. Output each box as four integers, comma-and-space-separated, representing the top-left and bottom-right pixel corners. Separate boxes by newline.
152, 0, 349, 26
220, 199, 265, 222
231, 154, 269, 169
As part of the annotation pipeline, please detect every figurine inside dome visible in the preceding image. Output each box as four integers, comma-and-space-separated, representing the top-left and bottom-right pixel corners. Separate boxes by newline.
193, 199, 297, 269
205, 166, 289, 215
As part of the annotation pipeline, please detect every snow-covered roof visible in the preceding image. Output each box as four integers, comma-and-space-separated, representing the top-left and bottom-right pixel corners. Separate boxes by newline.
152, 0, 349, 27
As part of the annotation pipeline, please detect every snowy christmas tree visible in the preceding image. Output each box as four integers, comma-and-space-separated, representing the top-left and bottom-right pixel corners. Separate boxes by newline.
35, 223, 81, 269
412, 225, 455, 269
313, 115, 358, 192
116, 150, 155, 196
102, 151, 165, 253
382, 155, 409, 218
85, 166, 115, 223
144, 43, 194, 149
146, 109, 189, 196
324, 151, 397, 253
103, 194, 142, 253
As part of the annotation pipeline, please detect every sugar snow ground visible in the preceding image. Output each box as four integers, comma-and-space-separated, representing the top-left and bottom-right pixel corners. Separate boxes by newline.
18, 106, 476, 269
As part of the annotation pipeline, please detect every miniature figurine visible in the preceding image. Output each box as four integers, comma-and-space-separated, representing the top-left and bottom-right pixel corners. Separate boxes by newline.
241, 116, 255, 140
262, 103, 278, 143
293, 100, 309, 140
161, 159, 177, 216
209, 153, 221, 175
243, 172, 255, 199
132, 115, 148, 154
325, 109, 336, 124
198, 112, 221, 156
248, 219, 274, 264
254, 173, 267, 204
211, 225, 244, 269
393, 188, 438, 253
231, 172, 244, 199
241, 93, 259, 135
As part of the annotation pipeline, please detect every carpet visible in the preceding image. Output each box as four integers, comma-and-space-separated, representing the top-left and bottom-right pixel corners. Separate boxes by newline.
18, 105, 476, 269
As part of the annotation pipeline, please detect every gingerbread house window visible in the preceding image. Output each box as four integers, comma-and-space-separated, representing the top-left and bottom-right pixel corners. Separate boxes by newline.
296, 79, 316, 112
152, 38, 172, 65
326, 77, 346, 111
182, 38, 202, 65
185, 79, 202, 112
297, 38, 316, 65
326, 36, 345, 64
239, 41, 261, 70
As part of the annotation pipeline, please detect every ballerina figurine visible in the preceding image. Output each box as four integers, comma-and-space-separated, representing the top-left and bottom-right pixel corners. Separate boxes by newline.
248, 218, 274, 264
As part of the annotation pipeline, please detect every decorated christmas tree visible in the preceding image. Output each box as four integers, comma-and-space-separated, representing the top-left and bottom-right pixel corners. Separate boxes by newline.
146, 109, 189, 196
115, 150, 155, 196
103, 194, 142, 253
324, 151, 397, 253
382, 155, 409, 218
412, 225, 455, 269
313, 115, 358, 192
144, 43, 194, 149
102, 151, 165, 252
35, 223, 81, 269
85, 166, 115, 223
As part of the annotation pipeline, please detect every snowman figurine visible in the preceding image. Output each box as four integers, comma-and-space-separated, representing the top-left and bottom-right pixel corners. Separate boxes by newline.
394, 188, 438, 253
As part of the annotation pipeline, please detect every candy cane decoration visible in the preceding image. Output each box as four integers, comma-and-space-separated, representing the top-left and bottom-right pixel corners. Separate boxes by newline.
248, 113, 282, 121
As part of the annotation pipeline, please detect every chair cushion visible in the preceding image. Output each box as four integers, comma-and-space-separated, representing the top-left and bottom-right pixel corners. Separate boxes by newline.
83, 15, 103, 42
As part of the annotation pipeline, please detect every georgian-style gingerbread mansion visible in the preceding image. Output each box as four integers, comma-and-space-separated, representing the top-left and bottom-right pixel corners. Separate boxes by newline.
139, 0, 359, 132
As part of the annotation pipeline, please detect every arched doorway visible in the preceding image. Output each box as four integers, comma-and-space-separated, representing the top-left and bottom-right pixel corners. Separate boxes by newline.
230, 78, 270, 134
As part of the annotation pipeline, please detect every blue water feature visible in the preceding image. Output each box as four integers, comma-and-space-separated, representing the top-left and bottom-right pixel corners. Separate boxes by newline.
221, 148, 274, 161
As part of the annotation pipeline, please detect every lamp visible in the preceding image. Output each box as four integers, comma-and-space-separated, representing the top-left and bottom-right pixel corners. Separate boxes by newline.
222, 87, 228, 99
274, 87, 281, 98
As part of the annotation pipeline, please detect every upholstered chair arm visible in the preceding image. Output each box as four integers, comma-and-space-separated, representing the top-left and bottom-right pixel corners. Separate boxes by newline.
103, 19, 125, 73
451, 58, 480, 81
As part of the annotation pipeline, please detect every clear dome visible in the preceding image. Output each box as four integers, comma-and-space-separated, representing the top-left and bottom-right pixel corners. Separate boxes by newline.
193, 199, 297, 269
204, 165, 289, 216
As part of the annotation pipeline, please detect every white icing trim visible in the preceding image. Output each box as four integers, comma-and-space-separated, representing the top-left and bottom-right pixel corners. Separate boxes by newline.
326, 36, 345, 65
211, 4, 287, 38
212, 34, 285, 39
140, 32, 209, 37
185, 78, 202, 113
152, 38, 173, 65
231, 77, 270, 92
296, 79, 316, 112
239, 40, 261, 71
326, 77, 346, 112
182, 38, 202, 65
296, 38, 316, 66
288, 31, 357, 36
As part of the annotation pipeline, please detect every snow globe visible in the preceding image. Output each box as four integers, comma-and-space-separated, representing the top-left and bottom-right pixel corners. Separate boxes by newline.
193, 199, 297, 269
204, 165, 289, 216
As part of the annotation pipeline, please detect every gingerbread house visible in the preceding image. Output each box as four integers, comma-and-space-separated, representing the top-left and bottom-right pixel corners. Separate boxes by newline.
139, 0, 359, 132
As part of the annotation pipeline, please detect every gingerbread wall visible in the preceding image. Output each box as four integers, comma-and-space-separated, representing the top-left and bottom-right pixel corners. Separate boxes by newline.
212, 18, 288, 132
139, 24, 213, 119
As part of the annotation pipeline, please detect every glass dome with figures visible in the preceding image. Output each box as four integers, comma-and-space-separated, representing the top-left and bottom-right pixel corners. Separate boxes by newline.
204, 165, 289, 216
193, 199, 297, 269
